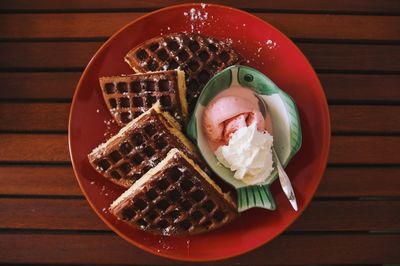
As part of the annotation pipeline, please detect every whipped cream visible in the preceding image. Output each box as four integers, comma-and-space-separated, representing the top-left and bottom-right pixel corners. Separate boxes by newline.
214, 123, 274, 185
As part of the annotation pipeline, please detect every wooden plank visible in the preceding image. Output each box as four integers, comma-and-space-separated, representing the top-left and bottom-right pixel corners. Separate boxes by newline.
0, 72, 79, 99
1, 198, 399, 232
316, 167, 400, 197
291, 200, 400, 231
0, 166, 80, 196
320, 74, 400, 102
299, 43, 400, 72
2, 103, 400, 134
1, 0, 399, 14
0, 233, 398, 264
0, 42, 98, 70
330, 136, 400, 164
330, 105, 400, 133
0, 13, 141, 40
0, 198, 105, 230
1, 134, 399, 164
1, 166, 399, 197
1, 42, 400, 72
0, 134, 69, 162
1, 73, 399, 102
1, 13, 399, 41
0, 103, 69, 131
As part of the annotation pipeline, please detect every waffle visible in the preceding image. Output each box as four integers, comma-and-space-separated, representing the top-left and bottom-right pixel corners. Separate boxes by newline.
88, 103, 197, 188
125, 33, 242, 111
99, 70, 187, 127
110, 148, 238, 236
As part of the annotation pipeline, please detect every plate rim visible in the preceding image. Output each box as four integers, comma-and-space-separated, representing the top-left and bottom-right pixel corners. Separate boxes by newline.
68, 3, 331, 262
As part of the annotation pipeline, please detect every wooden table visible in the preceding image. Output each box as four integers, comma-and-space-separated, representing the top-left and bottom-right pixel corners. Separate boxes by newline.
1, 1, 400, 265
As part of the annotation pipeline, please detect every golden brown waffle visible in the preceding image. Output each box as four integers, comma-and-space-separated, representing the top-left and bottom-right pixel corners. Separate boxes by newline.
110, 148, 238, 236
125, 33, 242, 111
88, 103, 197, 188
99, 70, 187, 127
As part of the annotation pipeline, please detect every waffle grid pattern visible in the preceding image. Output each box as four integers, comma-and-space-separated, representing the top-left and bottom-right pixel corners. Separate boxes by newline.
125, 33, 242, 111
114, 154, 237, 235
99, 71, 184, 126
89, 110, 191, 188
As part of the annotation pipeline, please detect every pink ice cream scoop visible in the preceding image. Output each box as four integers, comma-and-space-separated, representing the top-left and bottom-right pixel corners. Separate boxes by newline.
203, 96, 265, 145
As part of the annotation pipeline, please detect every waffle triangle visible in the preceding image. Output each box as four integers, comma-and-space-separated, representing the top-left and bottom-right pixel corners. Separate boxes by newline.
110, 148, 238, 236
88, 103, 197, 188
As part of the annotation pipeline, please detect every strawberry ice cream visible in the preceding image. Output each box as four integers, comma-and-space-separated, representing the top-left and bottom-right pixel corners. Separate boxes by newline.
202, 93, 274, 185
202, 96, 265, 145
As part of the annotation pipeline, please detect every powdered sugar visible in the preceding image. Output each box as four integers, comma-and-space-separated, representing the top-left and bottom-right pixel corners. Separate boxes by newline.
183, 5, 209, 33
188, 7, 208, 21
103, 118, 115, 138
157, 236, 174, 250
266, 39, 279, 50
178, 167, 187, 173
224, 38, 233, 47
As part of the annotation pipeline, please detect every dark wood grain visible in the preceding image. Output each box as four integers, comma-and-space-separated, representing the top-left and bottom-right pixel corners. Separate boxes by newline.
0, 42, 99, 70
1, 0, 399, 13
0, 233, 398, 264
1, 13, 399, 41
0, 198, 105, 230
1, 134, 399, 164
299, 43, 400, 72
2, 103, 400, 133
330, 105, 400, 133
1, 73, 400, 102
291, 200, 400, 231
330, 136, 400, 164
320, 74, 400, 102
0, 166, 80, 196
1, 166, 399, 197
1, 198, 399, 232
0, 103, 69, 131
316, 167, 400, 197
1, 42, 400, 72
0, 72, 79, 100
0, 134, 68, 162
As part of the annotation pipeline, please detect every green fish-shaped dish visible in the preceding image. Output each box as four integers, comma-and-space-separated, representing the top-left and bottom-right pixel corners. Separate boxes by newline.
187, 65, 302, 212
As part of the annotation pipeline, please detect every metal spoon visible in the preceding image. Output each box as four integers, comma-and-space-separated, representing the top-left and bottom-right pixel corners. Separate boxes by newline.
254, 93, 298, 211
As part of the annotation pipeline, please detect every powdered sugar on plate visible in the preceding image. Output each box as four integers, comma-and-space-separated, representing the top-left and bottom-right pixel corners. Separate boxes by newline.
266, 39, 279, 50
103, 118, 115, 138
183, 4, 209, 33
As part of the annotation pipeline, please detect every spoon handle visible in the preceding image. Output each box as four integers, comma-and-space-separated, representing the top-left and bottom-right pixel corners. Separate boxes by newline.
272, 148, 298, 211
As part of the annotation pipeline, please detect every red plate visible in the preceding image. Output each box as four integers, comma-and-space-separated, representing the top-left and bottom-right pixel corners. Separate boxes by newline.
69, 3, 330, 262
